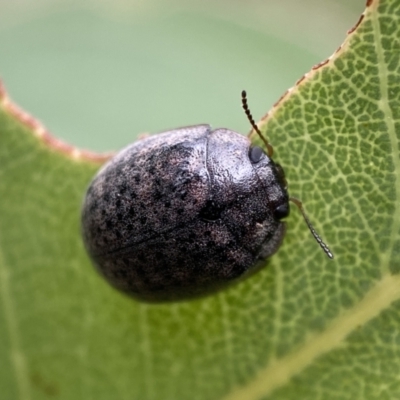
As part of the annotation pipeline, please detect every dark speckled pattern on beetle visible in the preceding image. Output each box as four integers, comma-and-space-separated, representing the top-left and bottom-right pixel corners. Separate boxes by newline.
81, 124, 290, 302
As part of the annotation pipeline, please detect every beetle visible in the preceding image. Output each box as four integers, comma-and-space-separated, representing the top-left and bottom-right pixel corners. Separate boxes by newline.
81, 91, 333, 302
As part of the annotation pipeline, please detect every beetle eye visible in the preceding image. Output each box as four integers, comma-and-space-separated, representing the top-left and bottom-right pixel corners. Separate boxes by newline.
249, 146, 265, 163
274, 203, 290, 220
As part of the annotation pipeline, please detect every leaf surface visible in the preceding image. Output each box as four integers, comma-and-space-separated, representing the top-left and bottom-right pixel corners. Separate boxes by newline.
1, 1, 400, 399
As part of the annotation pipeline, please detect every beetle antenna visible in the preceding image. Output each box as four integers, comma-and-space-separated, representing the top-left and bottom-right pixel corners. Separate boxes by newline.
241, 90, 273, 157
289, 197, 334, 259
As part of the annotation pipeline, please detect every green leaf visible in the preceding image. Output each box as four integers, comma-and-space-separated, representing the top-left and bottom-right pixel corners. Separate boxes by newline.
1, 0, 400, 399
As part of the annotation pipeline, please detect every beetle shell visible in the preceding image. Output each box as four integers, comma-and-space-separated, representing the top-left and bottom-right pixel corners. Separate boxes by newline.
81, 124, 289, 302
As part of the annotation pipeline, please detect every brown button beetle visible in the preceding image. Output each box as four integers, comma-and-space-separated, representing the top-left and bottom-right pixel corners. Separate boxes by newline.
81, 91, 333, 302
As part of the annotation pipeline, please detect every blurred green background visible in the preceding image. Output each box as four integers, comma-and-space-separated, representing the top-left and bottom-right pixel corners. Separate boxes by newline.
0, 0, 362, 152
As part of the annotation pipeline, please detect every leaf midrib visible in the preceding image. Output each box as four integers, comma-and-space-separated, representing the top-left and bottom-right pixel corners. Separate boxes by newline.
0, 234, 31, 400
371, 1, 400, 274
223, 272, 400, 400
